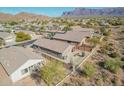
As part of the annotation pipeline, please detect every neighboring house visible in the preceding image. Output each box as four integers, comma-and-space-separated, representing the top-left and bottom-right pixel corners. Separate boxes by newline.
100, 20, 110, 26
45, 22, 60, 31
32, 38, 74, 63
13, 25, 24, 30
0, 46, 43, 82
0, 32, 15, 44
33, 24, 41, 31
53, 28, 94, 45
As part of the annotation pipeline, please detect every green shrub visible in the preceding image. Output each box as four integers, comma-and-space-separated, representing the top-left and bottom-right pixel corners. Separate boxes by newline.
87, 36, 100, 46
83, 62, 96, 78
103, 59, 122, 73
9, 21, 18, 26
40, 26, 45, 32
5, 29, 11, 33
121, 57, 124, 61
62, 25, 72, 31
16, 32, 31, 42
100, 27, 110, 36
0, 38, 5, 46
108, 52, 118, 58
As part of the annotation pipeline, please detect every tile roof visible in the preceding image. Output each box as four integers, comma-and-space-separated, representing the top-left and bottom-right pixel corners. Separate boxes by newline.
53, 28, 93, 43
0, 32, 14, 39
33, 38, 70, 54
0, 46, 41, 75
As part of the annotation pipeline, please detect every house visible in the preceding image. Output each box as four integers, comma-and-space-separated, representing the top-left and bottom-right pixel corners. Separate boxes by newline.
32, 38, 74, 63
0, 46, 43, 82
0, 32, 15, 44
45, 22, 61, 31
13, 25, 24, 30
33, 24, 41, 31
100, 20, 110, 26
53, 28, 94, 45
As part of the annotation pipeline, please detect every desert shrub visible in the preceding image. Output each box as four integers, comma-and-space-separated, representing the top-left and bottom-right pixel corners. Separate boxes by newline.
87, 36, 100, 46
9, 21, 18, 26
16, 32, 31, 42
121, 57, 124, 61
100, 42, 118, 58
120, 57, 124, 69
47, 33, 55, 39
108, 52, 118, 58
0, 38, 5, 46
103, 59, 123, 73
100, 27, 110, 36
62, 25, 72, 31
99, 42, 110, 55
111, 75, 122, 85
83, 62, 96, 78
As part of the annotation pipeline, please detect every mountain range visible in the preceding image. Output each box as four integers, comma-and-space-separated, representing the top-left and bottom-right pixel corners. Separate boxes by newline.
0, 12, 49, 22
0, 8, 124, 22
62, 8, 124, 16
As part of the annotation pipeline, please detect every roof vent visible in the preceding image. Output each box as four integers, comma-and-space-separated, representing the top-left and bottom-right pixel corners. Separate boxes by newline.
7, 63, 10, 66
5, 61, 10, 67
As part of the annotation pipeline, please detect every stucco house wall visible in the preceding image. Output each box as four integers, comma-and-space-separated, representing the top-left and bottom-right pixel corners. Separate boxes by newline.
10, 59, 42, 82
62, 45, 74, 63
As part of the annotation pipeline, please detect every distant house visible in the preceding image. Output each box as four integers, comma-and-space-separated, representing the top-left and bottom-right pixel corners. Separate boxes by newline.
13, 25, 24, 30
0, 32, 15, 44
32, 38, 74, 63
45, 22, 60, 31
53, 28, 94, 45
33, 24, 41, 31
100, 20, 110, 26
0, 46, 43, 82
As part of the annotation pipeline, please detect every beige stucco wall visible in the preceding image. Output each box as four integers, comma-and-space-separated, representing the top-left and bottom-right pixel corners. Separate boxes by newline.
62, 45, 74, 63
10, 59, 42, 82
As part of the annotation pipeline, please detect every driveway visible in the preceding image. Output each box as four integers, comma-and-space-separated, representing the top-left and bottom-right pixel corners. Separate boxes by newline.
0, 64, 12, 86
13, 76, 36, 86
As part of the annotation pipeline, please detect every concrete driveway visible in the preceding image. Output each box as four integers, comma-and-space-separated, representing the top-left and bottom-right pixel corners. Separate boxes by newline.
0, 64, 12, 86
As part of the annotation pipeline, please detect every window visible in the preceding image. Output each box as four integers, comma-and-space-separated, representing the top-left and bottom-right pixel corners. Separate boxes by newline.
38, 62, 41, 65
29, 65, 34, 71
67, 41, 71, 43
21, 68, 28, 75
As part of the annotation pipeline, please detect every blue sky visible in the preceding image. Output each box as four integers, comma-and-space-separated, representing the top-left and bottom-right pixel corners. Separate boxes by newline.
0, 7, 76, 17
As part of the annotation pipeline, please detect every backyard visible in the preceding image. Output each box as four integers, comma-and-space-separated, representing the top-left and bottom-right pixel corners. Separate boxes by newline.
40, 60, 69, 85
60, 26, 124, 86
